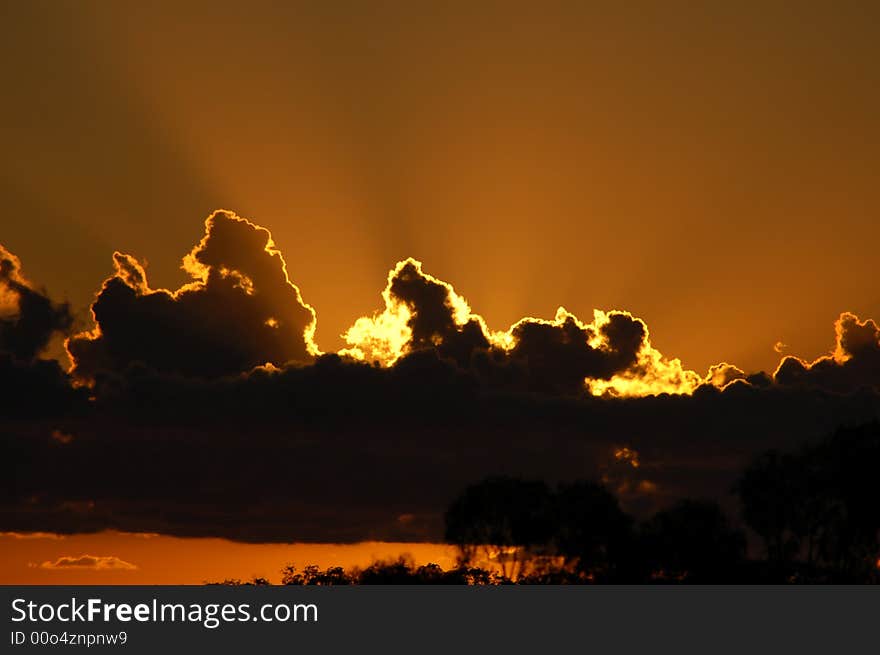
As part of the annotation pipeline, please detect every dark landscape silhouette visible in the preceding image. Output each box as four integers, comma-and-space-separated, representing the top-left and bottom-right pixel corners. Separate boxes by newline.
4, 3, 880, 596
211, 422, 880, 585
3, 220, 880, 583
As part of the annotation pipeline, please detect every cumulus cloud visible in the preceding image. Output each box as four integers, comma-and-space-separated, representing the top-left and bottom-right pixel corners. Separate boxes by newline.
704, 363, 748, 389
36, 555, 137, 571
0, 244, 72, 361
55, 216, 757, 397
4, 210, 880, 544
67, 210, 317, 380
0, 353, 85, 418
343, 257, 714, 396
341, 258, 490, 367
773, 312, 880, 393
0, 245, 83, 417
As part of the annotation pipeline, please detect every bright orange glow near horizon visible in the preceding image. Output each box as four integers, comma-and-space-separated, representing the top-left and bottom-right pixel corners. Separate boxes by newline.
0, 532, 458, 585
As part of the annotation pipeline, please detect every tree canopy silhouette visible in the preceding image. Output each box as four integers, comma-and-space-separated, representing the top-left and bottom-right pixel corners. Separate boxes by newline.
551, 480, 634, 580
640, 499, 746, 583
444, 476, 553, 580
736, 422, 880, 581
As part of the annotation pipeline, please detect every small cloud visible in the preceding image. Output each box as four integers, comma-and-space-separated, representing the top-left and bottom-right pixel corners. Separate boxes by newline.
0, 531, 65, 540
50, 429, 74, 444
35, 555, 138, 571
614, 446, 641, 469
773, 341, 787, 354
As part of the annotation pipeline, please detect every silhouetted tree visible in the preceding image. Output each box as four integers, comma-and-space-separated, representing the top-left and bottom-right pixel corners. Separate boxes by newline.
282, 564, 352, 585
444, 476, 553, 579
552, 480, 634, 580
736, 422, 880, 581
736, 450, 809, 567
227, 424, 880, 586
354, 558, 503, 585
641, 499, 746, 583
356, 557, 423, 584
210, 576, 272, 586
814, 423, 880, 580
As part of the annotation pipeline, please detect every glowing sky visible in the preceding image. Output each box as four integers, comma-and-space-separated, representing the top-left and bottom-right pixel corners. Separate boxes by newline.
3, 2, 879, 378
4, 2, 880, 585
0, 532, 456, 585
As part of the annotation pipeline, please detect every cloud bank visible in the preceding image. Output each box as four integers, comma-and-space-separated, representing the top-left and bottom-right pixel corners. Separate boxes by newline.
67, 210, 317, 381
0, 244, 82, 418
2, 210, 880, 543
19, 209, 875, 398
341, 258, 715, 396
773, 312, 880, 393
1, 244, 72, 362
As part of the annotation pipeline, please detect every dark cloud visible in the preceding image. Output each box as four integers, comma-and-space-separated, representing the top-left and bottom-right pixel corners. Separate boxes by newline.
381, 259, 493, 368
0, 244, 83, 418
345, 260, 880, 400
343, 258, 698, 396
4, 214, 880, 544
389, 260, 468, 350
0, 353, 85, 418
0, 244, 72, 362
342, 258, 492, 368
506, 310, 647, 394
67, 211, 317, 380
773, 312, 880, 393
2, 351, 879, 543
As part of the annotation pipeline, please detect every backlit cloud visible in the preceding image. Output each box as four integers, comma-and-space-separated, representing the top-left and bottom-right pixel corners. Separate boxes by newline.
774, 312, 880, 393
60, 215, 880, 397
36, 555, 138, 571
0, 244, 83, 417
67, 210, 318, 381
0, 244, 72, 362
342, 257, 717, 396
341, 258, 490, 367
3, 211, 880, 544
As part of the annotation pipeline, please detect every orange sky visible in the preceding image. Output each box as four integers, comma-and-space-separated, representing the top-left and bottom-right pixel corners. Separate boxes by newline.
3, 3, 880, 583
0, 532, 456, 585
2, 2, 879, 378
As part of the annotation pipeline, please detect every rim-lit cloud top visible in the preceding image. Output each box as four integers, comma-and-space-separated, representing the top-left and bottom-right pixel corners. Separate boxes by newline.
774, 313, 880, 394
34, 555, 138, 571
67, 211, 317, 380
2, 212, 880, 542
0, 244, 83, 417
0, 244, 71, 362
2, 209, 880, 397
341, 257, 711, 396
